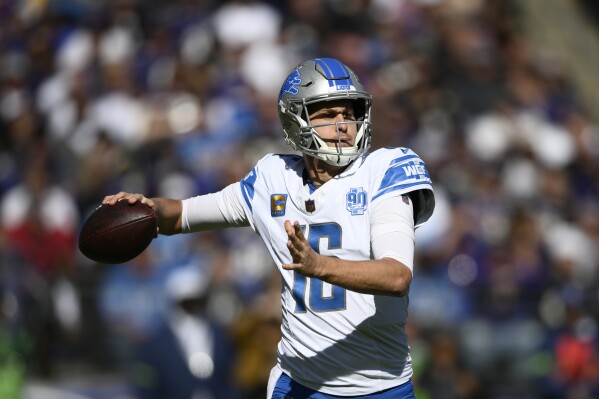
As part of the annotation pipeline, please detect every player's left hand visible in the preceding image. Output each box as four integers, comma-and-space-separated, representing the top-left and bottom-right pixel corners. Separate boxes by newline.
282, 220, 322, 277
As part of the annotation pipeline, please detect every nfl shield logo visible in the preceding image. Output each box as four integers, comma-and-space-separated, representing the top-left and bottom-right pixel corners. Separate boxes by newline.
305, 199, 316, 213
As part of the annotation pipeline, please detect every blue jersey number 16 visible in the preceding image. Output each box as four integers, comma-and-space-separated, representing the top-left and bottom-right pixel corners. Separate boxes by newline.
292, 223, 346, 313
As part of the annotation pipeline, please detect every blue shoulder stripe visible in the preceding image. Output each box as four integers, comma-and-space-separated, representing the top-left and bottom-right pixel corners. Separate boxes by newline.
373, 155, 432, 201
240, 168, 257, 211
372, 181, 432, 201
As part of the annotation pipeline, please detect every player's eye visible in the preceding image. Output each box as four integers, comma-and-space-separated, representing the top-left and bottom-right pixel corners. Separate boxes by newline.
316, 111, 336, 120
343, 112, 356, 121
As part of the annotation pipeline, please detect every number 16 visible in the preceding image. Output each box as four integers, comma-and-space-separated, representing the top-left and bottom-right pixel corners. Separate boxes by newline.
291, 223, 346, 313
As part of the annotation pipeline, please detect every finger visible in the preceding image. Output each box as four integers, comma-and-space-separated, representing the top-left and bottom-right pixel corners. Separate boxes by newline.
124, 193, 148, 204
282, 263, 298, 271
287, 240, 298, 256
284, 220, 295, 237
142, 197, 156, 209
103, 192, 126, 205
102, 194, 116, 204
294, 221, 305, 239
127, 195, 139, 204
287, 229, 303, 247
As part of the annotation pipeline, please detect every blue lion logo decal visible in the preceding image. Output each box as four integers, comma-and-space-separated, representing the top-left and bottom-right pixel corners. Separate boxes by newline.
280, 69, 301, 97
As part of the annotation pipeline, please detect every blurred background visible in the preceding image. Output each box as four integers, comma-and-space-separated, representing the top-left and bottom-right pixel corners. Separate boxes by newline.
1, 0, 599, 398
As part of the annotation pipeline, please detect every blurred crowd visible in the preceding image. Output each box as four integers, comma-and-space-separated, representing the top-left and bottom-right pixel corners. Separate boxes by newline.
1, 0, 598, 398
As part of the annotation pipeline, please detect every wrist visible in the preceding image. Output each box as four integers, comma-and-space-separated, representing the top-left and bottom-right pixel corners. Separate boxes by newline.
312, 254, 329, 279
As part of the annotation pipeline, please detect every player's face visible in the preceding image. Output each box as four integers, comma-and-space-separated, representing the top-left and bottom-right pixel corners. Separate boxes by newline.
308, 100, 358, 149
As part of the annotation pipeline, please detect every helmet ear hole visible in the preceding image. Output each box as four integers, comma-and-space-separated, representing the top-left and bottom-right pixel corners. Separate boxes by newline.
353, 99, 367, 121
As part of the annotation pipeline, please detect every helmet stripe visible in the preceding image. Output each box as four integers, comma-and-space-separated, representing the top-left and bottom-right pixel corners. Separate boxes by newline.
321, 58, 346, 78
314, 58, 334, 86
314, 58, 332, 78
314, 58, 354, 88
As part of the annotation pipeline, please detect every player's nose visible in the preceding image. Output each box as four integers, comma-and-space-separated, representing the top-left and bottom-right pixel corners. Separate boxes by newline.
334, 114, 349, 131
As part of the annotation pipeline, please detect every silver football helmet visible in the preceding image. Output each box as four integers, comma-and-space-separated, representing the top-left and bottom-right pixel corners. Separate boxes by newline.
278, 58, 372, 166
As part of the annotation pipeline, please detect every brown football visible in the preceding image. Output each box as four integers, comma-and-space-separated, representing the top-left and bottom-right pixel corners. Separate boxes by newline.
78, 200, 157, 264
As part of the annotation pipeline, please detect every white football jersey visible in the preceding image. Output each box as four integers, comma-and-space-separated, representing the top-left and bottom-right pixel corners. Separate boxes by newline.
236, 147, 434, 395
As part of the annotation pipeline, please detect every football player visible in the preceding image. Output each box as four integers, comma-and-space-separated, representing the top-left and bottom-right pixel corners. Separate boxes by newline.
104, 57, 435, 398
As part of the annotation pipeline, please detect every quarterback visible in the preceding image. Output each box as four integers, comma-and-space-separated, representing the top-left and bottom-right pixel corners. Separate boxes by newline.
103, 58, 435, 398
